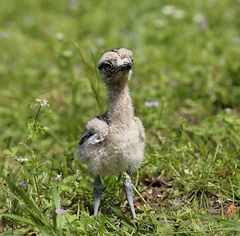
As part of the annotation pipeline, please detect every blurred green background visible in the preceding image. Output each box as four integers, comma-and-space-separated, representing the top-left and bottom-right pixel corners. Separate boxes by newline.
0, 0, 240, 235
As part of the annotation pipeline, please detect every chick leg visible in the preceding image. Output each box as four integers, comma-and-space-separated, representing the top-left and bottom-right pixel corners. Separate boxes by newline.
94, 175, 104, 217
124, 173, 136, 219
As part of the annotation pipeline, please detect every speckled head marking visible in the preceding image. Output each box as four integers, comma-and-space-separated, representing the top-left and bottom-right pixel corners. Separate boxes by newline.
98, 48, 134, 85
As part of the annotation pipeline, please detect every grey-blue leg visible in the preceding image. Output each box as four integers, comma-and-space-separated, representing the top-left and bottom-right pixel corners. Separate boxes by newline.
124, 176, 136, 219
94, 175, 104, 217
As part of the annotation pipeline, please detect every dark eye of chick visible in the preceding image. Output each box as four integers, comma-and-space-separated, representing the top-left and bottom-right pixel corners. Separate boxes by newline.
98, 61, 113, 70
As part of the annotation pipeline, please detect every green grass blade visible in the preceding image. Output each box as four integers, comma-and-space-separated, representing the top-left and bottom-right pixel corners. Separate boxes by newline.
2, 175, 56, 235
0, 213, 49, 235
0, 213, 34, 225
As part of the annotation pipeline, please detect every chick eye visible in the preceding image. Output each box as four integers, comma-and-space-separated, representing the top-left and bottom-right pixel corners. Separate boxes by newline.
98, 61, 113, 70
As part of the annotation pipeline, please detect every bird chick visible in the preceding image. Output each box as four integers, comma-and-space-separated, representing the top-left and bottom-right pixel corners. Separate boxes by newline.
78, 48, 145, 219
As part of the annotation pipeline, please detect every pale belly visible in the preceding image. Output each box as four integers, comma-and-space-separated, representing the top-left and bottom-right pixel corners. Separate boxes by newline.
78, 125, 145, 176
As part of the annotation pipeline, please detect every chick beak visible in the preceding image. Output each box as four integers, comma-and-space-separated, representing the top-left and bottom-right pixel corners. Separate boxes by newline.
121, 61, 133, 71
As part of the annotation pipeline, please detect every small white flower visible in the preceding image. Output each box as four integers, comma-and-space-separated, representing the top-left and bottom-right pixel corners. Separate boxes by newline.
233, 37, 240, 44
193, 13, 208, 30
0, 31, 11, 39
16, 157, 28, 163
193, 13, 205, 24
172, 9, 186, 19
225, 108, 232, 114
161, 5, 185, 19
154, 19, 168, 28
68, 0, 79, 10
161, 5, 176, 15
219, 57, 225, 65
62, 50, 73, 57
55, 173, 62, 181
56, 32, 64, 40
22, 16, 34, 27
36, 98, 50, 108
96, 38, 105, 46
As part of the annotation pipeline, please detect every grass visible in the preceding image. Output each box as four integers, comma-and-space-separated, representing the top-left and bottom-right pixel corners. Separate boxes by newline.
0, 0, 240, 235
